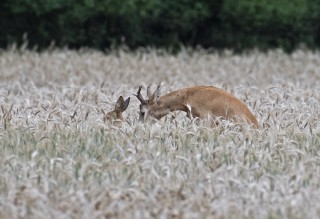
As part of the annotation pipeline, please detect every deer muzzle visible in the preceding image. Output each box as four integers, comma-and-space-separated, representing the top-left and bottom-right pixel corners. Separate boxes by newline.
139, 112, 146, 122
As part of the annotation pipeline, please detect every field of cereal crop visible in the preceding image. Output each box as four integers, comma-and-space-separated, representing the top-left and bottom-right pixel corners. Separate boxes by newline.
0, 47, 320, 218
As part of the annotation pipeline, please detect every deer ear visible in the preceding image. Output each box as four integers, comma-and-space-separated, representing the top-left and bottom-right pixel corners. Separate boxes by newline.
154, 84, 161, 102
122, 97, 130, 112
115, 96, 124, 109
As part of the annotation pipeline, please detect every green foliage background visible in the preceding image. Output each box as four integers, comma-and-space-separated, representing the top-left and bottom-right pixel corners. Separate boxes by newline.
0, 0, 319, 52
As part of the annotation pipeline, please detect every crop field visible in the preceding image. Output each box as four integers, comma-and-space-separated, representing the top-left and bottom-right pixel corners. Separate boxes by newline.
0, 47, 320, 219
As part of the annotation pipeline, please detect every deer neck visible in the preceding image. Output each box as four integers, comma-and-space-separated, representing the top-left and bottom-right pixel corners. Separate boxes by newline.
151, 91, 187, 119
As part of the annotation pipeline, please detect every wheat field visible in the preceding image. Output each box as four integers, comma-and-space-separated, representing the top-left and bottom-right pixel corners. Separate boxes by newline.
0, 47, 319, 219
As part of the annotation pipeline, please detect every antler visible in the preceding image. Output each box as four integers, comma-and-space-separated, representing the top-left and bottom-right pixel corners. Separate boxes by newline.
134, 86, 146, 103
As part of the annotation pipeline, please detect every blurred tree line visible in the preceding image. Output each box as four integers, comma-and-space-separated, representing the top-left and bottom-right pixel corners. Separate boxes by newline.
0, 0, 319, 52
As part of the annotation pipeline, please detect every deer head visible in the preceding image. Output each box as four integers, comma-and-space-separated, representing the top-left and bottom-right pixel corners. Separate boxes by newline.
134, 85, 161, 122
105, 96, 130, 122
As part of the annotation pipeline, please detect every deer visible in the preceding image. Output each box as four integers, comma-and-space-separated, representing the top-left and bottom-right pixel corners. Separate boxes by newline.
104, 96, 130, 123
134, 85, 259, 128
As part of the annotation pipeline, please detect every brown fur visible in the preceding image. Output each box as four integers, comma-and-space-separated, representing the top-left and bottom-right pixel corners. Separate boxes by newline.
105, 96, 130, 123
136, 85, 259, 128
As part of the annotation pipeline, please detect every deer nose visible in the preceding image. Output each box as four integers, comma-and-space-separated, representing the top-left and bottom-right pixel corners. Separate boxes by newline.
139, 112, 145, 122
